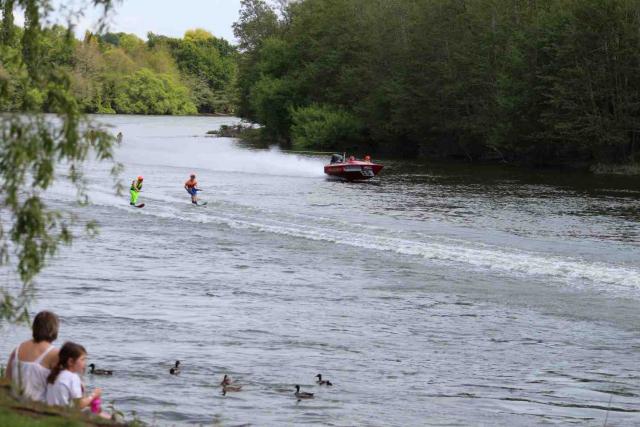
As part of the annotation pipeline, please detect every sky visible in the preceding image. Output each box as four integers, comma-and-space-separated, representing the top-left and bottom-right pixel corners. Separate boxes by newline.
15, 0, 244, 42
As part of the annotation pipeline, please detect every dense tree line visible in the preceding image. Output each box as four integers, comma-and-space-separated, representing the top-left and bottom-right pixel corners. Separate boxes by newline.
235, 0, 640, 166
1, 21, 237, 115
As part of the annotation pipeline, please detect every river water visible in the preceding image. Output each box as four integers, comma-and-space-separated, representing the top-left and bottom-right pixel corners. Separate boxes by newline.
2, 115, 639, 426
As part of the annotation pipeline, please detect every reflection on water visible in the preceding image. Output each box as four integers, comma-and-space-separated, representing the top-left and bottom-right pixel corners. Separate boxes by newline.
1, 115, 639, 426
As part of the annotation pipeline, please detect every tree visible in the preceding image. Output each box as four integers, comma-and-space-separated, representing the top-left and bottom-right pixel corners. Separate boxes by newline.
0, 0, 119, 323
290, 104, 362, 150
146, 30, 238, 113
112, 68, 197, 115
234, 0, 640, 165
234, 0, 283, 120
184, 28, 214, 43
233, 0, 280, 52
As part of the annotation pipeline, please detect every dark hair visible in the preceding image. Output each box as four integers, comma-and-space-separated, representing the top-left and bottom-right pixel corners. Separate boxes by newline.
32, 311, 59, 343
47, 342, 87, 384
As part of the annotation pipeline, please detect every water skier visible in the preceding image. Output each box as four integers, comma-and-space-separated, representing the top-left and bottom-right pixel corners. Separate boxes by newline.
184, 173, 200, 205
130, 176, 144, 207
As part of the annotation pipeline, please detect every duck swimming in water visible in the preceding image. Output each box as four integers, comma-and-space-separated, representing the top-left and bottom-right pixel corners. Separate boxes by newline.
169, 360, 180, 375
222, 383, 242, 392
315, 374, 332, 386
220, 375, 242, 394
294, 385, 314, 399
220, 374, 232, 386
88, 364, 113, 376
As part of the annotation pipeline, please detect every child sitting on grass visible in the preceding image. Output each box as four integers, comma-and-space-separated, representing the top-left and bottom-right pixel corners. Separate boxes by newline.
45, 342, 109, 419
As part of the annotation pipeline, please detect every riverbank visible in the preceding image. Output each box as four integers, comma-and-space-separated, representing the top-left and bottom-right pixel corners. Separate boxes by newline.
0, 379, 131, 427
590, 162, 640, 175
215, 124, 640, 176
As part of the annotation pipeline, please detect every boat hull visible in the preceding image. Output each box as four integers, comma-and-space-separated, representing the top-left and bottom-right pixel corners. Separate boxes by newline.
324, 162, 384, 181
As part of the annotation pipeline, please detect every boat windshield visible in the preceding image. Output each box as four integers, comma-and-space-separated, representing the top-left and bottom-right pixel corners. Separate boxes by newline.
330, 154, 344, 164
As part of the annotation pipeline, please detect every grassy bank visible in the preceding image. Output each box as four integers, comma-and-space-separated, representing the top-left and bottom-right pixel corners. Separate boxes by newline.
0, 378, 130, 427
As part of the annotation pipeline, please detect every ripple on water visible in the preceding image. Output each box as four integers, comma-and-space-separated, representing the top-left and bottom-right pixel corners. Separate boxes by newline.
1, 116, 637, 426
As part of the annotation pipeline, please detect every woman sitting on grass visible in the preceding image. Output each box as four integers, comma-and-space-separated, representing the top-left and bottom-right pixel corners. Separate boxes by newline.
45, 342, 109, 419
5, 311, 60, 402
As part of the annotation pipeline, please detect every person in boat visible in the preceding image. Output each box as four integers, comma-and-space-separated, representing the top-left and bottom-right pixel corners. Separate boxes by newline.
330, 154, 344, 164
364, 155, 371, 162
348, 156, 355, 162
184, 173, 200, 205
5, 311, 60, 402
130, 176, 143, 206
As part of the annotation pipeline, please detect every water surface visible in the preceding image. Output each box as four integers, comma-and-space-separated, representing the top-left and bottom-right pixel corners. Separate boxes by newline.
2, 115, 639, 426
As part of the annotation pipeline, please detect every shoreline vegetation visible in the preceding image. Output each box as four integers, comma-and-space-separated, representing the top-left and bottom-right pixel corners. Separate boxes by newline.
206, 123, 640, 175
589, 163, 640, 176
232, 0, 640, 173
1, 1, 638, 174
1, 26, 237, 115
0, 378, 132, 427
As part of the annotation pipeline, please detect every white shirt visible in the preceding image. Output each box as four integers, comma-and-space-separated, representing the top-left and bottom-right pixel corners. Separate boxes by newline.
11, 343, 55, 402
46, 370, 83, 406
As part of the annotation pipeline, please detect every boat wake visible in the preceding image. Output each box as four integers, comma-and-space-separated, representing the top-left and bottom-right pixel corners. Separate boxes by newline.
42, 146, 640, 300
119, 139, 325, 178
77, 187, 640, 298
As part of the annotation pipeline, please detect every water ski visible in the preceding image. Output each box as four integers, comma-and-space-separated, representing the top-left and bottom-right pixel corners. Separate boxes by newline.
131, 203, 145, 208
197, 201, 207, 206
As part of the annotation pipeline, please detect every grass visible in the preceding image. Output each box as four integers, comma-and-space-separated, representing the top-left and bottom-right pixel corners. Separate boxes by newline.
0, 378, 131, 427
0, 406, 84, 427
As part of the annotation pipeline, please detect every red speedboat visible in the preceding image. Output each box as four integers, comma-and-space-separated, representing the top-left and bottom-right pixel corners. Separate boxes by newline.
324, 154, 384, 181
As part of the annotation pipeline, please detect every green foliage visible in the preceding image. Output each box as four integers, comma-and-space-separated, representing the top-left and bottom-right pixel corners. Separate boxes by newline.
0, 378, 134, 426
112, 68, 197, 115
2, 23, 237, 116
290, 104, 362, 150
0, 0, 119, 323
234, 0, 282, 118
184, 28, 214, 43
250, 76, 296, 139
235, 0, 640, 166
0, 406, 84, 427
147, 30, 237, 113
233, 0, 280, 52
1, 0, 17, 47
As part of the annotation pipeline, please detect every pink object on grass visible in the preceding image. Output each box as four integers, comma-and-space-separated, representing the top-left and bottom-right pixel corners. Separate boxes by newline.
90, 397, 101, 414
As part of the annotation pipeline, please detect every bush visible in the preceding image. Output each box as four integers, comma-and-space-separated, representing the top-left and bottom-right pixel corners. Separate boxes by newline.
290, 104, 362, 150
112, 68, 197, 115
249, 76, 296, 139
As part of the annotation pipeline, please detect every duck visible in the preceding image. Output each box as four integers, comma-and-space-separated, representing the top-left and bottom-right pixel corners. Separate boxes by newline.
220, 374, 232, 386
169, 360, 180, 375
315, 374, 332, 386
294, 385, 314, 399
222, 384, 243, 393
88, 364, 113, 376
220, 375, 242, 392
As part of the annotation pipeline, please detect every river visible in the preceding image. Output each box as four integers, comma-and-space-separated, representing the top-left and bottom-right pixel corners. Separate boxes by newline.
2, 115, 639, 426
